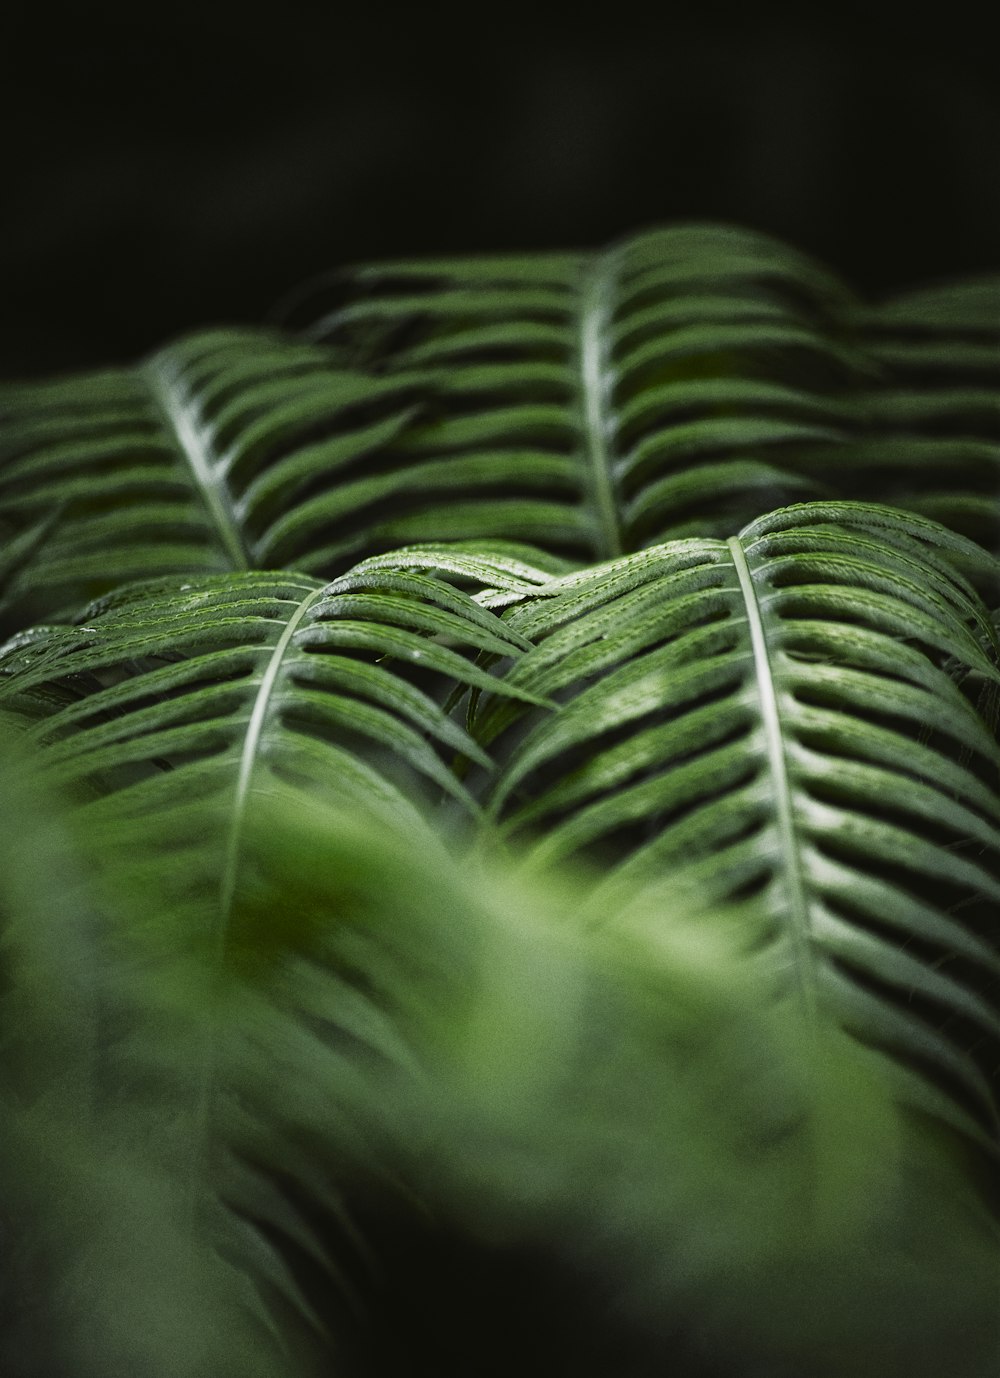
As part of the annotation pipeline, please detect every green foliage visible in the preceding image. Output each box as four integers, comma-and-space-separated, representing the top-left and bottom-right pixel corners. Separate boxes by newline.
3, 225, 998, 633
1, 224, 999, 1375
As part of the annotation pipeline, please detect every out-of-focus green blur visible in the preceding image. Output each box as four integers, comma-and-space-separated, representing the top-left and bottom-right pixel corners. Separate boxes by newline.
1, 730, 996, 1378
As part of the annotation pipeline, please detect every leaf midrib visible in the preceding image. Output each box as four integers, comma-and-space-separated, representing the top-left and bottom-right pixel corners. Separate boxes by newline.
185, 582, 325, 1239
728, 536, 818, 1019
220, 585, 326, 921
143, 357, 251, 572
578, 254, 623, 560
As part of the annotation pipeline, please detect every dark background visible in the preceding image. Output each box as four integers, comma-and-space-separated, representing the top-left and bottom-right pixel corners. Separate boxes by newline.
2, 5, 997, 379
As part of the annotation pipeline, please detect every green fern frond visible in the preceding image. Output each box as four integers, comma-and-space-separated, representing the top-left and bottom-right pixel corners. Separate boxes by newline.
451, 503, 1000, 1153
851, 275, 1000, 553
0, 329, 423, 630
3, 221, 1000, 1378
293, 224, 863, 561
0, 563, 544, 851
5, 227, 998, 645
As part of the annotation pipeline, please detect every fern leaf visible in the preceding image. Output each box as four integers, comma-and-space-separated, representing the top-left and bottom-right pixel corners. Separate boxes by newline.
460, 503, 1000, 1154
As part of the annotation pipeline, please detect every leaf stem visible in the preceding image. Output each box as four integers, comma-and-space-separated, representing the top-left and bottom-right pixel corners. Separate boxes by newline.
186, 583, 325, 1240
143, 357, 251, 572
578, 253, 623, 561
728, 536, 817, 1020
219, 584, 326, 921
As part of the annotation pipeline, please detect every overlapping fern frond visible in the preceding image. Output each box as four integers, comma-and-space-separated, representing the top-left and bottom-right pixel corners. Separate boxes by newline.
3, 501, 999, 1164
2, 223, 1000, 1377
853, 275, 1000, 552
4, 226, 997, 642
0, 330, 423, 630
289, 223, 1000, 561
0, 561, 544, 852
285, 224, 862, 559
